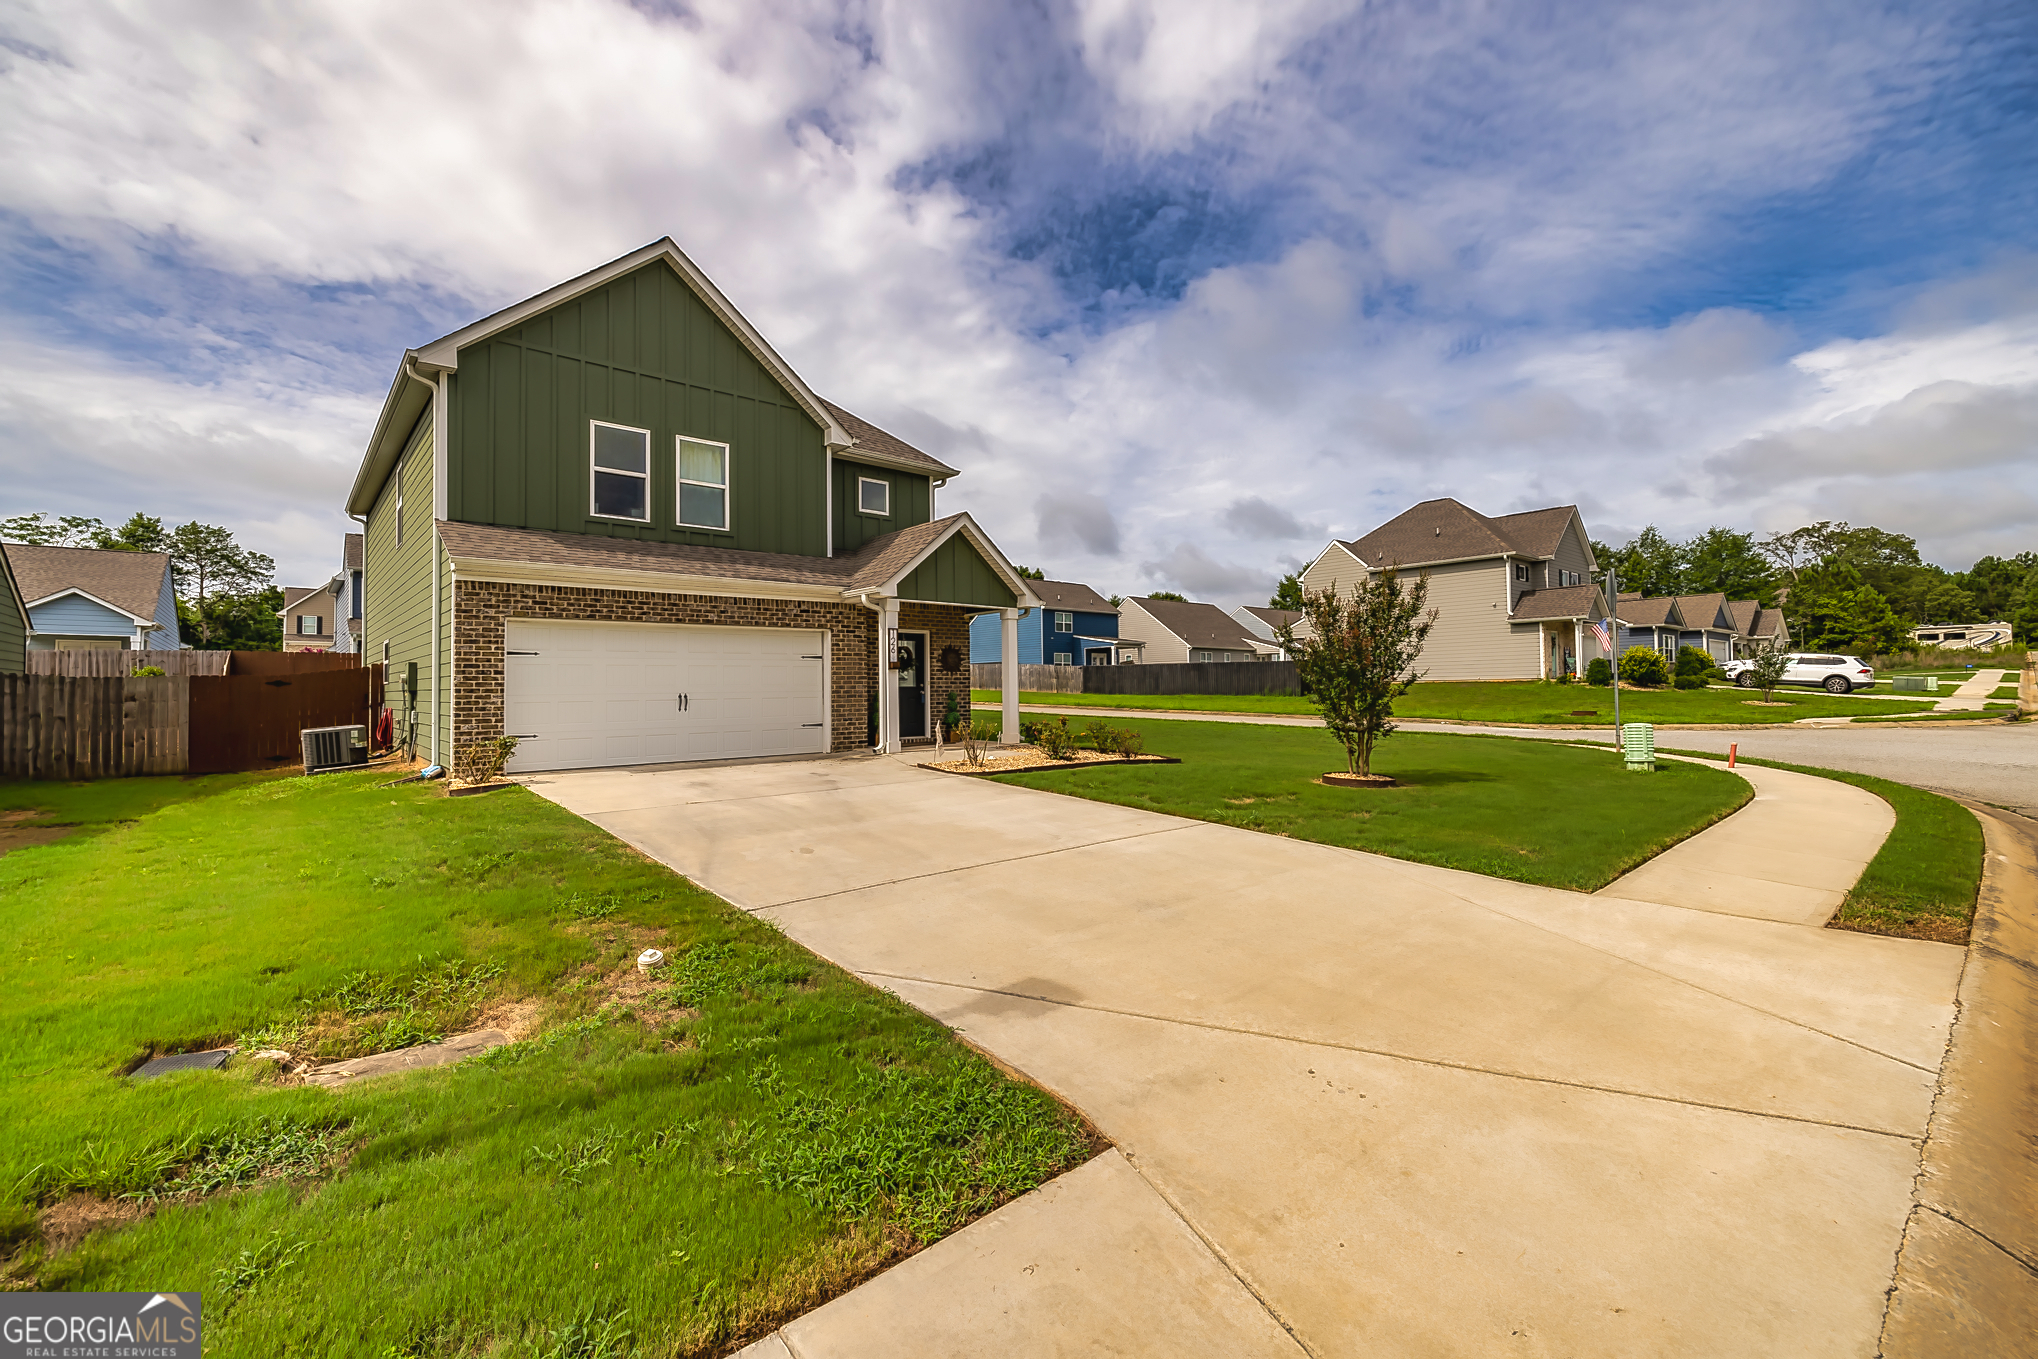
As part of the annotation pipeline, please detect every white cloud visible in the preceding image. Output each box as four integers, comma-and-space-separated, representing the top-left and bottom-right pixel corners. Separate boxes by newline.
1139, 542, 1271, 600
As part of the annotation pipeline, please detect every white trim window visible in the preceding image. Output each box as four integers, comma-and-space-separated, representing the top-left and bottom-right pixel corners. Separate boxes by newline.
1054, 611, 1074, 632
857, 475, 891, 517
590, 420, 651, 521
1053, 651, 1073, 666
677, 436, 730, 530
297, 615, 323, 635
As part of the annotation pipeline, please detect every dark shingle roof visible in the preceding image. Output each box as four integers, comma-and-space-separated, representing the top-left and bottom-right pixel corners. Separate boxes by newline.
1749, 607, 1787, 639
343, 533, 363, 571
1130, 597, 1262, 651
819, 401, 959, 478
3, 542, 171, 621
1031, 579, 1116, 613
436, 514, 993, 601
1510, 585, 1603, 621
1343, 498, 1581, 569
281, 585, 324, 609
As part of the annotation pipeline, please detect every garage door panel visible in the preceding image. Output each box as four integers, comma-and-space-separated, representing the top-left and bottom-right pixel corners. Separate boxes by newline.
503, 620, 827, 773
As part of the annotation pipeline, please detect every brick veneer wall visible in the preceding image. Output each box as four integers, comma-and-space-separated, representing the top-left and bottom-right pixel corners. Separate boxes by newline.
450, 580, 982, 776
452, 579, 882, 775
899, 601, 977, 739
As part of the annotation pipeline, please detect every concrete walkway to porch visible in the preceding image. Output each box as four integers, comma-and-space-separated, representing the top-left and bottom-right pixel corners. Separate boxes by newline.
1933, 667, 2007, 712
523, 743, 1965, 1356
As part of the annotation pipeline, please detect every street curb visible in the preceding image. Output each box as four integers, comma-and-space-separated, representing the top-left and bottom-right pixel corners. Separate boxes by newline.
1879, 804, 2038, 1355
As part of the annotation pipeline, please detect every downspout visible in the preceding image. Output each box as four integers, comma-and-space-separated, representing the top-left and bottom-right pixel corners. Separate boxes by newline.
403, 356, 442, 766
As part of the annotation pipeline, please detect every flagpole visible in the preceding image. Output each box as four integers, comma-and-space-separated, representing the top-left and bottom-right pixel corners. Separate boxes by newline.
1608, 564, 1621, 748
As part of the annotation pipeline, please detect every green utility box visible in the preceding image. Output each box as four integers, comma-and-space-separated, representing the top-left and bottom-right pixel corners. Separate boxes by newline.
1892, 675, 1939, 693
1621, 722, 1656, 772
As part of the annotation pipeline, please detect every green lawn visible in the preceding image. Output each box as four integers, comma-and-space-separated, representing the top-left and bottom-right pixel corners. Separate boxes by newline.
1659, 749, 1983, 942
0, 771, 1093, 1355
972, 682, 1934, 725
984, 719, 1750, 891
1991, 684, 2020, 700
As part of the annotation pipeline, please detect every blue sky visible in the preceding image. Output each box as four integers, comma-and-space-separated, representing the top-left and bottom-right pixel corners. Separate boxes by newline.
2, 0, 2034, 603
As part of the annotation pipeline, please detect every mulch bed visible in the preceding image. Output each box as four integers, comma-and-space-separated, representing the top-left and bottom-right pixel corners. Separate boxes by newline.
1317, 772, 1398, 789
925, 747, 1179, 777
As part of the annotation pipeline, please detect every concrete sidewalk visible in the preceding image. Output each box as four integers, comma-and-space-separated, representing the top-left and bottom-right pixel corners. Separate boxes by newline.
526, 746, 1966, 1356
1933, 667, 2007, 712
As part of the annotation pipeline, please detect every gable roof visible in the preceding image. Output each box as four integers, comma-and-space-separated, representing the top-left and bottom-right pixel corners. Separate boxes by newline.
1129, 597, 1263, 651
1672, 593, 1732, 630
1239, 605, 1303, 630
1342, 498, 1589, 570
436, 513, 1038, 609
1615, 595, 1686, 628
347, 237, 957, 515
280, 585, 325, 610
1510, 585, 1605, 622
343, 533, 362, 571
1749, 607, 1788, 640
0, 543, 27, 634
4, 543, 172, 622
821, 401, 959, 478
1029, 579, 1117, 613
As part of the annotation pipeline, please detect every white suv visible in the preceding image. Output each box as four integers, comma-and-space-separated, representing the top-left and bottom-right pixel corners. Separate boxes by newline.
1721, 653, 1877, 694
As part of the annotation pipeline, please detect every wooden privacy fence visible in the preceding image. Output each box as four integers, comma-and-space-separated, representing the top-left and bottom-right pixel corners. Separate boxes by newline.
27, 649, 361, 677
971, 659, 1301, 697
0, 675, 189, 778
1, 667, 378, 779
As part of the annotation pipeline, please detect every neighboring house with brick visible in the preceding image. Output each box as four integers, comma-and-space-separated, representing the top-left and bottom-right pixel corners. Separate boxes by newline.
967, 579, 1141, 666
1117, 597, 1267, 664
344, 237, 1039, 775
280, 583, 335, 651
4, 542, 181, 652
1231, 605, 1302, 659
0, 544, 28, 672
1300, 498, 1607, 680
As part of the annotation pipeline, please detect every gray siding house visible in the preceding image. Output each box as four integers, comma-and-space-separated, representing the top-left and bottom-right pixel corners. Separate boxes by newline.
1117, 597, 1268, 664
346, 237, 1039, 774
1300, 499, 1607, 680
4, 543, 182, 651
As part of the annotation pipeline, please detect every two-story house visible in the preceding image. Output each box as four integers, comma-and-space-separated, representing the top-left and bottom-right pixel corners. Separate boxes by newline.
334, 533, 364, 653
280, 584, 334, 651
1117, 597, 1267, 664
344, 238, 1039, 776
1300, 498, 1607, 680
3, 543, 182, 652
966, 579, 1138, 666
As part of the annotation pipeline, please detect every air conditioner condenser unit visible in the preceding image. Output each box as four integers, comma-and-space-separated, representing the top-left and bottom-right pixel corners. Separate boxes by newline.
303, 724, 369, 773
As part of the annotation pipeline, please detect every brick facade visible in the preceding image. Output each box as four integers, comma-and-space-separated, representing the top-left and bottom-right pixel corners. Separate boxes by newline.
450, 578, 980, 777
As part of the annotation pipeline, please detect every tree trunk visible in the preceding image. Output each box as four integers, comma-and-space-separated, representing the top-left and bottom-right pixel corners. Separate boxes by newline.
1354, 733, 1372, 778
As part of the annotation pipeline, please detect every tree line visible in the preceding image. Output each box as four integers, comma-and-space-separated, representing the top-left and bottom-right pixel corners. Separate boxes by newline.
1266, 523, 2036, 657
0, 511, 284, 650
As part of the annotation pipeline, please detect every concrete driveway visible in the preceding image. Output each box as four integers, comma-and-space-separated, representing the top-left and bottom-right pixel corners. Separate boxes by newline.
526, 750, 1965, 1356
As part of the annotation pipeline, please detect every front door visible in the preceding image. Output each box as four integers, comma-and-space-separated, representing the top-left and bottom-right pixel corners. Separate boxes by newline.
896, 632, 927, 739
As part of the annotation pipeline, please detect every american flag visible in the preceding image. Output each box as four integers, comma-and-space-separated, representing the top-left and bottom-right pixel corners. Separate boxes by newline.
1591, 618, 1613, 653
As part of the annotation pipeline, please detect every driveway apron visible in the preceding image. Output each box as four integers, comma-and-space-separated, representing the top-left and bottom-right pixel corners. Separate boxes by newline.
525, 750, 1966, 1357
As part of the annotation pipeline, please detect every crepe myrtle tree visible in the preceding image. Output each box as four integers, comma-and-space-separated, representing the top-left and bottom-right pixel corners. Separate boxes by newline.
1745, 638, 1791, 703
1279, 567, 1438, 778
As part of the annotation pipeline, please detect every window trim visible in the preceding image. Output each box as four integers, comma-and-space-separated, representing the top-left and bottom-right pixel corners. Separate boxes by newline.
1053, 611, 1074, 633
1052, 651, 1073, 666
1514, 562, 1529, 582
589, 419, 653, 523
675, 434, 733, 532
857, 475, 892, 518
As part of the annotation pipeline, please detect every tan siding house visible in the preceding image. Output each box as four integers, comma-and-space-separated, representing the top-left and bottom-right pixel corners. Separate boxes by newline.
1298, 498, 1609, 680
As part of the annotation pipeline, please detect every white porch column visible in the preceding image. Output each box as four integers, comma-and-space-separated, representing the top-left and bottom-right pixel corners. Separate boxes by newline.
1573, 620, 1585, 674
878, 597, 901, 754
1000, 607, 1021, 744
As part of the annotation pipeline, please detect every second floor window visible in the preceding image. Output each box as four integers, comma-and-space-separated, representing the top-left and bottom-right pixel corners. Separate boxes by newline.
858, 476, 891, 516
678, 437, 730, 530
297, 615, 322, 635
591, 421, 650, 521
1054, 612, 1073, 632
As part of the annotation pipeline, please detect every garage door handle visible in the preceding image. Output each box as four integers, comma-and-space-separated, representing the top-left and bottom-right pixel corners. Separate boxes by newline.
803, 654, 823, 659
676, 694, 688, 711
802, 722, 823, 727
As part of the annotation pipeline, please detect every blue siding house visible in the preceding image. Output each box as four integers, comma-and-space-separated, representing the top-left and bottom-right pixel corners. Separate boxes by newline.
969, 579, 1134, 665
5, 543, 182, 651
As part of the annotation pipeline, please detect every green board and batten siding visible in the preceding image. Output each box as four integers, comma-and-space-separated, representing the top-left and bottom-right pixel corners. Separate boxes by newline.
0, 546, 27, 673
833, 457, 931, 555
361, 414, 443, 756
447, 262, 831, 555
898, 534, 1016, 609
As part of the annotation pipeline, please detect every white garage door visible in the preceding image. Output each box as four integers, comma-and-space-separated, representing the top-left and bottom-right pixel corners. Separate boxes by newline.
503, 620, 828, 773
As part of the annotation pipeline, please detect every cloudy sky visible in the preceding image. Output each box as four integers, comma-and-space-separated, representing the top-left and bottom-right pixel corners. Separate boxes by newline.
2, 0, 2033, 603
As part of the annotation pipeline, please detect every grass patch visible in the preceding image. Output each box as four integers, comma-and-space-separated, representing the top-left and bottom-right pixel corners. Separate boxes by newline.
0, 769, 1094, 1355
1851, 707, 2017, 723
972, 683, 1934, 725
985, 718, 1749, 890
1659, 749, 1984, 943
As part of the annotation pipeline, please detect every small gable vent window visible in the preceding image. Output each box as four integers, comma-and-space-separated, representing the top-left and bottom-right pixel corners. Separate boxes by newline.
591, 421, 651, 522
858, 476, 891, 517
677, 437, 730, 531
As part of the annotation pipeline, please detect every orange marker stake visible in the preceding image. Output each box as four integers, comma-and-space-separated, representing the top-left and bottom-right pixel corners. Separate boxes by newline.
1728, 742, 1737, 769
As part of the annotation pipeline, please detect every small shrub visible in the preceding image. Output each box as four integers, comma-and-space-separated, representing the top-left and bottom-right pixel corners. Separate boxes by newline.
1034, 717, 1076, 761
459, 735, 519, 783
1618, 646, 1669, 687
1081, 720, 1117, 754
1115, 727, 1144, 759
959, 715, 999, 767
130, 665, 167, 677
1585, 657, 1612, 686
1673, 674, 1706, 690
